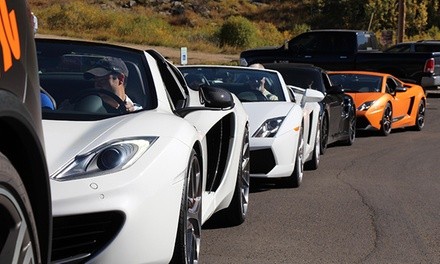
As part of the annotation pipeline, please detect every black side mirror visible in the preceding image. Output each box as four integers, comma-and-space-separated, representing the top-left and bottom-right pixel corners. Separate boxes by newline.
199, 86, 234, 109
327, 84, 344, 94
395, 86, 407, 92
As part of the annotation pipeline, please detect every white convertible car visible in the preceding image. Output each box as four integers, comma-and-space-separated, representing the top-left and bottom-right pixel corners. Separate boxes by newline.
36, 38, 250, 264
179, 66, 324, 188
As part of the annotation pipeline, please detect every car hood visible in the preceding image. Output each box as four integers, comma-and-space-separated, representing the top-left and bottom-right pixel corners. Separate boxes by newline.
43, 111, 193, 175
243, 102, 296, 135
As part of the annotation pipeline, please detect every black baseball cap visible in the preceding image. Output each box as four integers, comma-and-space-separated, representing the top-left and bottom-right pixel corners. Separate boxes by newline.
84, 57, 129, 80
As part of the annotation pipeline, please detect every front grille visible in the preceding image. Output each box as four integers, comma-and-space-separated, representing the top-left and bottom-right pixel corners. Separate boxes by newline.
51, 211, 125, 264
250, 148, 275, 174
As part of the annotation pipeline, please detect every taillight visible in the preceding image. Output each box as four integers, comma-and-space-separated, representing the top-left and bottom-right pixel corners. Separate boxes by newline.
424, 58, 435, 73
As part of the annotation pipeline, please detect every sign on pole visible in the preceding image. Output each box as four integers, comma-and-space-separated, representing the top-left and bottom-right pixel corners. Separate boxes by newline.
180, 47, 188, 65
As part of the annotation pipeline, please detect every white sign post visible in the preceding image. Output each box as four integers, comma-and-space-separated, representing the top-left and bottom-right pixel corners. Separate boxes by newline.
180, 47, 188, 65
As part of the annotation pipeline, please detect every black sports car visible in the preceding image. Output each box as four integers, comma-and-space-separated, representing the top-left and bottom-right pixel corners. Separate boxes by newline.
264, 63, 356, 154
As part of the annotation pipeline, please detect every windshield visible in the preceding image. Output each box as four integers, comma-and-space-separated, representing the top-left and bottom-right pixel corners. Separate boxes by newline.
36, 39, 157, 120
329, 74, 382, 93
270, 67, 324, 93
179, 67, 286, 102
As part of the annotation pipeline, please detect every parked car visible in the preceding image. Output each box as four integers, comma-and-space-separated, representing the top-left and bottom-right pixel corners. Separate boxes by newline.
36, 38, 250, 264
328, 71, 426, 136
179, 65, 324, 187
240, 29, 440, 90
0, 1, 52, 264
384, 40, 440, 53
264, 63, 356, 154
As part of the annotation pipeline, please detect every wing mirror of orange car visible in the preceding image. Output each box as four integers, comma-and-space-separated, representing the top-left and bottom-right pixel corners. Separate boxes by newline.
395, 85, 408, 92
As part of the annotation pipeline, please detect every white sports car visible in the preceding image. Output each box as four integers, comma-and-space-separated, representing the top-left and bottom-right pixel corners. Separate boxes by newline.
179, 66, 324, 187
36, 38, 250, 264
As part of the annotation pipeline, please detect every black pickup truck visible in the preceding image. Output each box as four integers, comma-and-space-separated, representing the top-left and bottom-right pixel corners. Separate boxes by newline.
240, 29, 440, 90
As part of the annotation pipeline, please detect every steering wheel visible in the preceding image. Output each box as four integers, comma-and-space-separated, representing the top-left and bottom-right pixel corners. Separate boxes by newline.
238, 90, 268, 102
70, 89, 128, 114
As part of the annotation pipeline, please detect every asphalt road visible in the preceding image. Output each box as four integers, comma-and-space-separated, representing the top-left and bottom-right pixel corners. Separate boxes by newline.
201, 94, 440, 264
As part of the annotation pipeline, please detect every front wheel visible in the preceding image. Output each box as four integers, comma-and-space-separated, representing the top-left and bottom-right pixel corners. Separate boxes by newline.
0, 153, 39, 264
380, 103, 392, 136
222, 125, 250, 226
283, 128, 304, 188
171, 150, 202, 264
320, 113, 329, 155
304, 121, 320, 170
411, 100, 425, 131
343, 109, 356, 145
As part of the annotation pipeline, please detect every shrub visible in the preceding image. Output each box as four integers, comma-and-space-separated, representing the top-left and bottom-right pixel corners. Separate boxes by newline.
218, 16, 257, 48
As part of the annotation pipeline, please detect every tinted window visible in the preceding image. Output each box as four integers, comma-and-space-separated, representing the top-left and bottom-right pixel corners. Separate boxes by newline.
289, 32, 355, 54
414, 44, 440, 52
329, 74, 382, 92
385, 44, 411, 52
272, 68, 325, 93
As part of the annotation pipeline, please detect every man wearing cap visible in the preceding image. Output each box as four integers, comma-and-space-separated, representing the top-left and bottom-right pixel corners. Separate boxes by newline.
84, 57, 142, 113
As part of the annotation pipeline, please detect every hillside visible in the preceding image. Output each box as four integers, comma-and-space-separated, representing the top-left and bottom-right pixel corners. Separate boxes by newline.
29, 0, 440, 64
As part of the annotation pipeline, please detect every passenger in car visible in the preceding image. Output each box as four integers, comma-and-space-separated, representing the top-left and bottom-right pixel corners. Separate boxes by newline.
248, 63, 278, 100
84, 57, 142, 113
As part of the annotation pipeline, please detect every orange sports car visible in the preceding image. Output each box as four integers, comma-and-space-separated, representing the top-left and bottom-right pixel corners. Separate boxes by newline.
328, 71, 426, 136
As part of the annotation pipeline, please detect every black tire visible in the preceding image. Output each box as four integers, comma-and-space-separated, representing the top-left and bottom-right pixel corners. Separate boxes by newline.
304, 121, 320, 170
0, 153, 39, 264
320, 113, 329, 155
223, 125, 250, 226
342, 108, 356, 145
283, 127, 304, 188
380, 103, 392, 136
412, 100, 425, 131
171, 150, 202, 264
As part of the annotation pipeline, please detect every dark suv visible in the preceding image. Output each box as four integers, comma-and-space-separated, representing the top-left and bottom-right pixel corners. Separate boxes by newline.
384, 40, 440, 53
0, 1, 51, 263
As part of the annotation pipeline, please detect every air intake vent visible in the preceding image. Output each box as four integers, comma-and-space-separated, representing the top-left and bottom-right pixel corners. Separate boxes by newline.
51, 211, 125, 264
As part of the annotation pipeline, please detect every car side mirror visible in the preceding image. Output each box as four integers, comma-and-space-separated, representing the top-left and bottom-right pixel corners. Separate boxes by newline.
304, 89, 325, 103
327, 85, 344, 94
395, 84, 408, 92
199, 85, 234, 109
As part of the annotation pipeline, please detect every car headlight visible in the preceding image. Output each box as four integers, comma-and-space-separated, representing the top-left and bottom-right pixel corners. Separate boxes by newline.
253, 117, 285, 138
358, 101, 375, 111
52, 137, 158, 181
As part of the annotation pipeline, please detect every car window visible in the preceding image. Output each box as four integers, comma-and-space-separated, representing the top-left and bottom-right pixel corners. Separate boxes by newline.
329, 74, 382, 92
36, 40, 157, 120
270, 67, 325, 93
414, 44, 440, 52
179, 67, 286, 102
384, 44, 411, 53
357, 33, 378, 51
289, 32, 355, 54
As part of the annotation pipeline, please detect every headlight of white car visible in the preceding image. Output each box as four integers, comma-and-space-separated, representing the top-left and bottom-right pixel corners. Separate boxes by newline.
253, 117, 285, 138
52, 137, 158, 181
358, 101, 375, 111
